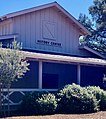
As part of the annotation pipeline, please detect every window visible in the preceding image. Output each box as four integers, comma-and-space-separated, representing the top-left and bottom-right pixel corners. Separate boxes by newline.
0, 39, 13, 48
42, 73, 58, 89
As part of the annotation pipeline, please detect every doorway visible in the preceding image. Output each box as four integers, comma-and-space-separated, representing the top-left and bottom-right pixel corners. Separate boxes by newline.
42, 73, 58, 89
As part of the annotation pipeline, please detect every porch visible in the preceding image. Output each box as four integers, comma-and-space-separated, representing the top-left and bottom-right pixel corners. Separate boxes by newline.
1, 51, 106, 110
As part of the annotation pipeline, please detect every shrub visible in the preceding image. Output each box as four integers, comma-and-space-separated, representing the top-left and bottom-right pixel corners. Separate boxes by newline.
19, 85, 106, 115
86, 86, 106, 110
56, 83, 99, 114
19, 91, 48, 115
100, 91, 106, 110
36, 93, 57, 115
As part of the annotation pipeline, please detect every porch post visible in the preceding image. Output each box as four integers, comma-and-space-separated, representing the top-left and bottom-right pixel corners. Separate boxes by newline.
77, 64, 81, 85
38, 61, 43, 90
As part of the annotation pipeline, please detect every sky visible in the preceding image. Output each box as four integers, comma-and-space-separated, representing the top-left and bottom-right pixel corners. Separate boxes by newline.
0, 0, 93, 19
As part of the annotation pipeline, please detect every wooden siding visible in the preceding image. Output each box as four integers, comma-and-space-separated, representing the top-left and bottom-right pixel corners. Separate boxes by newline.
12, 7, 92, 57
0, 19, 13, 36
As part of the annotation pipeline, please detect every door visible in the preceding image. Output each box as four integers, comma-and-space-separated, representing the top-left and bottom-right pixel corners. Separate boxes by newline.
42, 73, 58, 89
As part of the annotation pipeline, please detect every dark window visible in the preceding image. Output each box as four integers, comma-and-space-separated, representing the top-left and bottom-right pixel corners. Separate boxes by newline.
0, 39, 13, 48
42, 73, 58, 89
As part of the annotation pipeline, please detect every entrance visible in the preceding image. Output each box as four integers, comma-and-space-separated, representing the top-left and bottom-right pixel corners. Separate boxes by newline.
42, 73, 58, 89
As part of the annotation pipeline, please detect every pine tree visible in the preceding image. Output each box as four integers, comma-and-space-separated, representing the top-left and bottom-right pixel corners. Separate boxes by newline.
78, 0, 106, 55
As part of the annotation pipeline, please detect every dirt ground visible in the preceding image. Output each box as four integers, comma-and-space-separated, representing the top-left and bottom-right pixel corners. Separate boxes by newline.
3, 111, 106, 119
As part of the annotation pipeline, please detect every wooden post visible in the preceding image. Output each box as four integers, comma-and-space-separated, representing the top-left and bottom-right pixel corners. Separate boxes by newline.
77, 64, 81, 85
38, 61, 42, 90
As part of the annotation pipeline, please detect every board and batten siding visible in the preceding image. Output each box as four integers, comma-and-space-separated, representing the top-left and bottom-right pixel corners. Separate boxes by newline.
12, 7, 92, 57
0, 19, 13, 36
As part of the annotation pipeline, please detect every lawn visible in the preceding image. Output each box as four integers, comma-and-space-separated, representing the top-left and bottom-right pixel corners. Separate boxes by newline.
3, 111, 106, 119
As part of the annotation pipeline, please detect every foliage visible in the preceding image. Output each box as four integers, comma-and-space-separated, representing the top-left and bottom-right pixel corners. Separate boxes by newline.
36, 93, 57, 115
89, 0, 106, 32
0, 40, 29, 116
78, 0, 106, 55
86, 86, 106, 110
101, 91, 106, 110
56, 84, 99, 114
20, 91, 49, 115
19, 84, 106, 115
0, 40, 29, 85
79, 13, 94, 32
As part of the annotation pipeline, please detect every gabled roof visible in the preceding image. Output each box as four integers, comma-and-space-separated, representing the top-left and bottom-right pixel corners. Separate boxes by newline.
0, 2, 91, 35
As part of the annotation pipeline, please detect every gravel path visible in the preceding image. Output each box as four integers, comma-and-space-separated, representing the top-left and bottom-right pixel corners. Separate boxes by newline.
3, 111, 106, 119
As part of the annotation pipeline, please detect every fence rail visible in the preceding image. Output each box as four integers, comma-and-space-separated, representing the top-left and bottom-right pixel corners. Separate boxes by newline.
1, 88, 57, 106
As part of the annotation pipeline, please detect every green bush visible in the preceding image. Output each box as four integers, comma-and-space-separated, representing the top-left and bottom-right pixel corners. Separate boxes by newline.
19, 91, 48, 115
36, 93, 57, 115
19, 85, 106, 115
56, 83, 99, 114
100, 91, 106, 110
86, 86, 106, 110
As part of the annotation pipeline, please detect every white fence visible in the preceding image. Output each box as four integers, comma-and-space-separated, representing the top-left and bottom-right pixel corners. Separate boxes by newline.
1, 88, 57, 106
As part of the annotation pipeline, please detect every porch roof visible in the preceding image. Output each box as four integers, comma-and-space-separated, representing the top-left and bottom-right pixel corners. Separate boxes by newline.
0, 34, 18, 40
23, 51, 106, 66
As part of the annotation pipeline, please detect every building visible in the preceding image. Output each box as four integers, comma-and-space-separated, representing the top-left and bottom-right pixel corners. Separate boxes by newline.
0, 2, 106, 107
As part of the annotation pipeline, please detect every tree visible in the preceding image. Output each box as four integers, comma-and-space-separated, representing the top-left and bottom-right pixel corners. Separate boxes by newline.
89, 0, 106, 37
78, 0, 106, 55
0, 40, 29, 116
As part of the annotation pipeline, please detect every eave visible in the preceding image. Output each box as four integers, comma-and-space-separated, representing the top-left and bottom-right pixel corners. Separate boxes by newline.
81, 46, 106, 59
0, 48, 106, 66
23, 51, 106, 66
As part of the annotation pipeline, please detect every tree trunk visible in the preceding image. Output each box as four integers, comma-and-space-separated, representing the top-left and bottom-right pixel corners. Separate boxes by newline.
7, 83, 11, 116
0, 83, 2, 115
2, 84, 6, 117
0, 83, 6, 117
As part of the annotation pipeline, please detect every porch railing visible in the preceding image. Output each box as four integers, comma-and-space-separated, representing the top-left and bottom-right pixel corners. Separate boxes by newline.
1, 88, 57, 106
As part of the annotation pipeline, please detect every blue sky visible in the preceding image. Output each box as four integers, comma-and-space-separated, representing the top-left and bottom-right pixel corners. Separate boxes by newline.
0, 0, 93, 19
